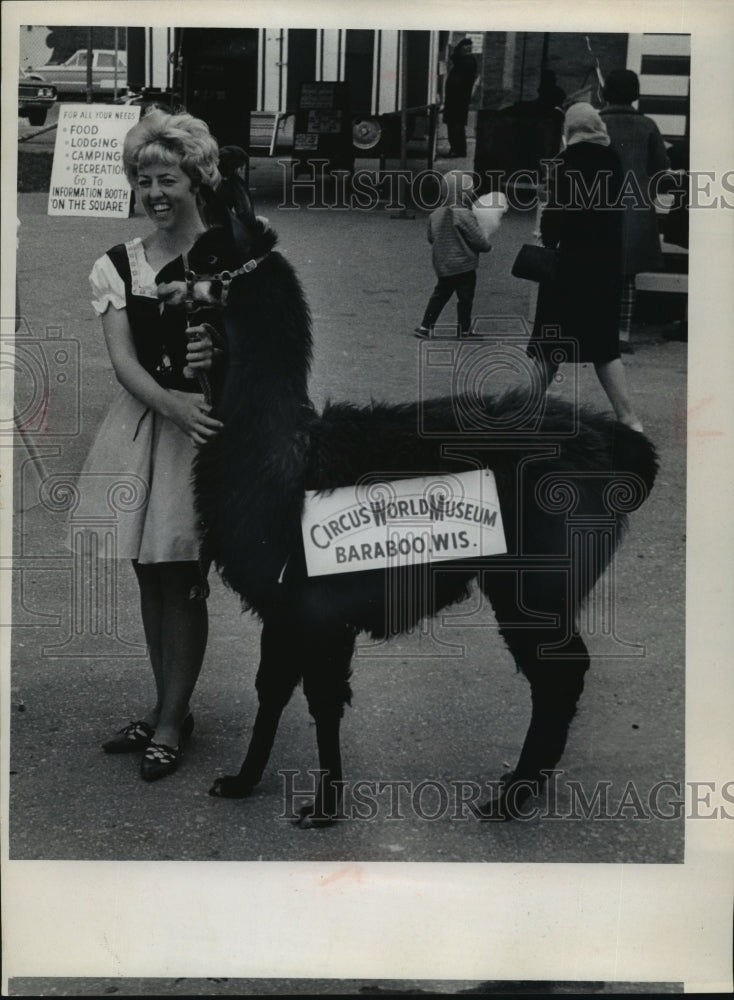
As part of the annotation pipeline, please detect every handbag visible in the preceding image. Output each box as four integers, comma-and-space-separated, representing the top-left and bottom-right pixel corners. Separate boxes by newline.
511, 243, 560, 283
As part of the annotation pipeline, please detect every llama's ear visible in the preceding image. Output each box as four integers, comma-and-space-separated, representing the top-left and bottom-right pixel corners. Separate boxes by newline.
229, 201, 258, 256
203, 180, 259, 257
199, 183, 232, 229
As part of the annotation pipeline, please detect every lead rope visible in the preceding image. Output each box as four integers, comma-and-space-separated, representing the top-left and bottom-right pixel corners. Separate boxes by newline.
182, 251, 213, 407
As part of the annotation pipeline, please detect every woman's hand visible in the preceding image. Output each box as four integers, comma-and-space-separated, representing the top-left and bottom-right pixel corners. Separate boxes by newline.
168, 394, 223, 447
185, 323, 220, 372
100, 306, 223, 446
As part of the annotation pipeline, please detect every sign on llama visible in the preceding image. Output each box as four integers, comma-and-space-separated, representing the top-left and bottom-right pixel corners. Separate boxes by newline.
302, 469, 506, 577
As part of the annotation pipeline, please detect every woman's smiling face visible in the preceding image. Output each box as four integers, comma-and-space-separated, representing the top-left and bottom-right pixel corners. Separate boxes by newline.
137, 158, 198, 230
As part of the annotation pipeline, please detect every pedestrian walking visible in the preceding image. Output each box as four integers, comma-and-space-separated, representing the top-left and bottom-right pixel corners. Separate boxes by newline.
414, 170, 492, 338
83, 109, 224, 781
600, 69, 671, 351
442, 37, 478, 158
527, 102, 644, 432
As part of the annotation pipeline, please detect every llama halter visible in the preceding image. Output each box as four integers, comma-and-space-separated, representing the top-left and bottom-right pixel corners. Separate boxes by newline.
182, 250, 270, 308
180, 248, 270, 405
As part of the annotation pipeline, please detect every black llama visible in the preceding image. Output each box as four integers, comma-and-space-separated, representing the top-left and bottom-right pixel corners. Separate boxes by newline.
157, 201, 658, 826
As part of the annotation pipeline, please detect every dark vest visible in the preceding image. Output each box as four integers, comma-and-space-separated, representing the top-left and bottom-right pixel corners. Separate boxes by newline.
106, 242, 199, 393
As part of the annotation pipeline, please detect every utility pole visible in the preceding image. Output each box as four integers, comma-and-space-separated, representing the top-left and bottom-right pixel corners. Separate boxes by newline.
86, 27, 93, 104
502, 32, 517, 106
391, 29, 415, 220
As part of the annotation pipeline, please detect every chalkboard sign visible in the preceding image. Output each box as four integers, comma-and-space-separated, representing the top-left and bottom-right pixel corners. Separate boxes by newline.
300, 83, 341, 109
294, 81, 353, 172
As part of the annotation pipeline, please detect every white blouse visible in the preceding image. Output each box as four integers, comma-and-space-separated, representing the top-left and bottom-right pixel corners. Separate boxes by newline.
89, 237, 159, 315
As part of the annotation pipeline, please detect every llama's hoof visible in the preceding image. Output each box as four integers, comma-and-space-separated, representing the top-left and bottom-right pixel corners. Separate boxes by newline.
292, 804, 338, 830
209, 775, 254, 799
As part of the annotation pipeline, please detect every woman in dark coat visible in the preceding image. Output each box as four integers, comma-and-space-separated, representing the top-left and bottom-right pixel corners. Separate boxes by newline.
528, 102, 643, 431
600, 69, 671, 348
443, 37, 478, 157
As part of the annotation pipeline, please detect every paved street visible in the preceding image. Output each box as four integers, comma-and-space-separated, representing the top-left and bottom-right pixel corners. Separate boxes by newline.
10, 156, 687, 865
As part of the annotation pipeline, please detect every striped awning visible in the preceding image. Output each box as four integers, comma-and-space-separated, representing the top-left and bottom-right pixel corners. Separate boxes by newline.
627, 33, 690, 142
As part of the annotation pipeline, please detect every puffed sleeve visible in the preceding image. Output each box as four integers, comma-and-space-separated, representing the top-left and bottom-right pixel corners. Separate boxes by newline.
89, 254, 126, 315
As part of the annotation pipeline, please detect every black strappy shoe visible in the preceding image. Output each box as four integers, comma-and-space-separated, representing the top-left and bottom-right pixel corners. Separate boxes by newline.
102, 713, 193, 755
140, 741, 181, 782
102, 720, 154, 754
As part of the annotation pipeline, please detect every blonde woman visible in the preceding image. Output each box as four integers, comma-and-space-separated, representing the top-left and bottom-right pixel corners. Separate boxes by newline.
84, 110, 224, 780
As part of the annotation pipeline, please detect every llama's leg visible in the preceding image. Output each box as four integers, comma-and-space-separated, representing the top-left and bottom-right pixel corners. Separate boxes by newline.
295, 625, 356, 828
489, 641, 589, 819
482, 573, 590, 820
210, 619, 302, 799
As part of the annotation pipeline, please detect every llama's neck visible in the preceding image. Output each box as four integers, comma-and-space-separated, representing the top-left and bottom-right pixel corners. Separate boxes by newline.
214, 252, 314, 484
195, 252, 314, 599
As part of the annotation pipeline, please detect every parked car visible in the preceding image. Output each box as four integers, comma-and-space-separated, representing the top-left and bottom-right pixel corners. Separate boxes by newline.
34, 49, 127, 98
18, 71, 57, 125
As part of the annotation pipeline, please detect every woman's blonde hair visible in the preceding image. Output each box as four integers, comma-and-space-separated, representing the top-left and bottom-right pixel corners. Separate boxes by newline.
123, 108, 221, 190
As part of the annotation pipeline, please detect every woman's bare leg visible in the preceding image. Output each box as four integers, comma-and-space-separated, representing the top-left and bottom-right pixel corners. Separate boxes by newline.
594, 358, 643, 432
151, 561, 208, 747
132, 560, 165, 727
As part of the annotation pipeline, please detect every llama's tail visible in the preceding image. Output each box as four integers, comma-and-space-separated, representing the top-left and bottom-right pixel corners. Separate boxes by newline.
486, 389, 659, 508
520, 391, 659, 515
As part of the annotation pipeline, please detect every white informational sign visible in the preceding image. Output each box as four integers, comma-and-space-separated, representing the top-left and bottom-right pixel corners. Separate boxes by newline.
465, 32, 484, 52
302, 469, 506, 577
48, 103, 141, 218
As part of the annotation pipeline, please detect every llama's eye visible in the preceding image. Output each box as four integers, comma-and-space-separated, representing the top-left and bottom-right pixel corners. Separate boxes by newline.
208, 255, 219, 265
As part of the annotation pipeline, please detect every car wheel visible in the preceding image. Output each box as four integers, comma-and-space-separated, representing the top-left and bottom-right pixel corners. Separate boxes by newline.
27, 109, 47, 126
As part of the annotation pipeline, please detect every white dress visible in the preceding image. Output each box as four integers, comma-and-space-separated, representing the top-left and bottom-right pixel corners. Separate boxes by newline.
79, 239, 204, 564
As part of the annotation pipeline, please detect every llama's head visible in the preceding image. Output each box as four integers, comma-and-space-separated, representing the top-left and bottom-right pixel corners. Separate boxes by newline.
156, 186, 278, 309
198, 182, 278, 273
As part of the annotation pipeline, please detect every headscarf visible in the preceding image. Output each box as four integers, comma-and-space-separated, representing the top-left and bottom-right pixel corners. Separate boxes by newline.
563, 102, 610, 147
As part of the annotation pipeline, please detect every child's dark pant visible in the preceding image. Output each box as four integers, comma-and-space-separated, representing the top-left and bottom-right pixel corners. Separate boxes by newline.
421, 269, 477, 334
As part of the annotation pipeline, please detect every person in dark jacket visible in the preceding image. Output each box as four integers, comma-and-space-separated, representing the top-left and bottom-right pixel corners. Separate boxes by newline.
528, 102, 643, 432
217, 145, 254, 222
443, 37, 478, 157
600, 69, 671, 349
